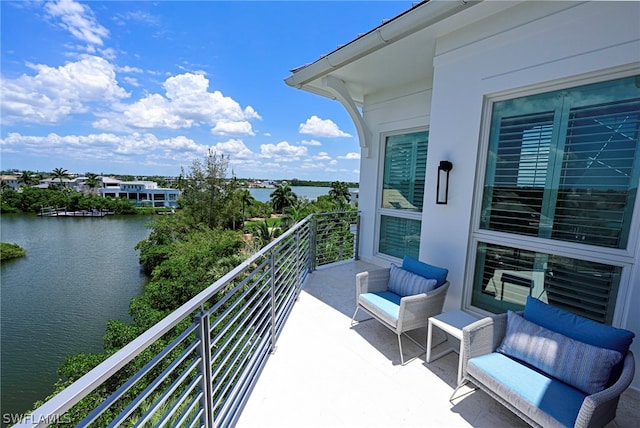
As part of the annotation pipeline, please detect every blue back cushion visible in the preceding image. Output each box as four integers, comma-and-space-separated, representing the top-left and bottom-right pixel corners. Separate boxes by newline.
523, 296, 634, 355
402, 256, 448, 287
498, 311, 622, 395
388, 264, 437, 297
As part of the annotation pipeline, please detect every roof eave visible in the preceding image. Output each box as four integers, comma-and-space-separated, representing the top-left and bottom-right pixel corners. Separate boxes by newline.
284, 0, 478, 92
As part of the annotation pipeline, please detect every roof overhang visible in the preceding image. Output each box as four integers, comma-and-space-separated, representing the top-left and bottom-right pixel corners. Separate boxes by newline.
284, 0, 487, 103
284, 0, 498, 155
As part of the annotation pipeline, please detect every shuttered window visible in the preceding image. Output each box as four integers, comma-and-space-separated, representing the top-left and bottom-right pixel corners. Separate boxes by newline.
472, 242, 621, 324
381, 132, 428, 211
379, 216, 421, 260
378, 131, 428, 258
481, 78, 640, 248
473, 75, 639, 323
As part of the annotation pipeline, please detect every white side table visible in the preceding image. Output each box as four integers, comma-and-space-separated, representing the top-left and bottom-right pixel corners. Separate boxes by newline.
426, 310, 480, 384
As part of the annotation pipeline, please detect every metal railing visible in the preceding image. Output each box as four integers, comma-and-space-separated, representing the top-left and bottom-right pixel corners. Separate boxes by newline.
18, 211, 359, 428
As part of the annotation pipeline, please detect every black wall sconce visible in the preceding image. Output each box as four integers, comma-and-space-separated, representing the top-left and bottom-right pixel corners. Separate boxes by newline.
436, 160, 453, 205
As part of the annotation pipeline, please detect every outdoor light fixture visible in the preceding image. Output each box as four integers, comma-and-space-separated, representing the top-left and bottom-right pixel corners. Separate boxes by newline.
436, 160, 453, 205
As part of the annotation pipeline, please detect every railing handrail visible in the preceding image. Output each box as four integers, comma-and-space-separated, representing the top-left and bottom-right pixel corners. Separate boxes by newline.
19, 211, 358, 427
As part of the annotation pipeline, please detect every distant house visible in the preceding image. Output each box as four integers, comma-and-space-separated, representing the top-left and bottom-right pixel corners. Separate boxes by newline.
35, 177, 76, 189
286, 1, 640, 388
99, 178, 180, 208
0, 175, 19, 191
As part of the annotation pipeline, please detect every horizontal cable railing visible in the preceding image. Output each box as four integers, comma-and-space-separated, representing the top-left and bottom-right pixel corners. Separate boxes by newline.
17, 211, 359, 428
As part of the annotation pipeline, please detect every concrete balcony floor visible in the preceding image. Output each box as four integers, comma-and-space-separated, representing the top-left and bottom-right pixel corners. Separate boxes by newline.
237, 260, 639, 428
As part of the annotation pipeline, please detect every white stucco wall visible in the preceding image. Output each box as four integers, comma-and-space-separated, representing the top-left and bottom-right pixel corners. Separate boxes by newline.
359, 80, 434, 265
357, 1, 640, 388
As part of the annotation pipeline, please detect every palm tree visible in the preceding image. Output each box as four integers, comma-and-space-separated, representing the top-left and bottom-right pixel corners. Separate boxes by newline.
18, 170, 37, 188
281, 205, 305, 230
270, 183, 297, 215
329, 181, 351, 205
239, 189, 254, 226
85, 173, 100, 195
252, 219, 279, 246
51, 167, 70, 189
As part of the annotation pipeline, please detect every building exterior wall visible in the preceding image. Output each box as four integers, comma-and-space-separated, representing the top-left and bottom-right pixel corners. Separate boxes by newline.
357, 1, 640, 387
359, 80, 434, 264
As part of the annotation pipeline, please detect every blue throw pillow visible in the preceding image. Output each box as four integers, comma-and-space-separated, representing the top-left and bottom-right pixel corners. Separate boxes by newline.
388, 264, 437, 297
498, 311, 623, 395
402, 255, 448, 287
523, 296, 634, 355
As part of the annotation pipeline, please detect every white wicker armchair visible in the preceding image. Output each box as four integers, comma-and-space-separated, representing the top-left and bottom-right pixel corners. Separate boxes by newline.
351, 267, 450, 365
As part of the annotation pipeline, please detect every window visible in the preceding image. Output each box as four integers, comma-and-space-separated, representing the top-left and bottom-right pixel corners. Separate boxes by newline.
472, 242, 621, 324
472, 75, 640, 323
378, 130, 428, 259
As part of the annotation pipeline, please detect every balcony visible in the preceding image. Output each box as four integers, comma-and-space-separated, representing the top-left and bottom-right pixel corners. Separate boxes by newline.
18, 212, 639, 427
236, 260, 639, 428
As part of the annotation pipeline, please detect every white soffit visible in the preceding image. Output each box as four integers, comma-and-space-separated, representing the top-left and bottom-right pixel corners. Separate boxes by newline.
285, 0, 519, 102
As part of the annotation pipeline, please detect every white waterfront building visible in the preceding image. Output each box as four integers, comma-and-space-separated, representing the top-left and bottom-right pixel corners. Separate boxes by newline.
99, 179, 180, 208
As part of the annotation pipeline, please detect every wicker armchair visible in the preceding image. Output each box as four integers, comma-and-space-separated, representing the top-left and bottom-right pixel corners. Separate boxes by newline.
351, 267, 449, 365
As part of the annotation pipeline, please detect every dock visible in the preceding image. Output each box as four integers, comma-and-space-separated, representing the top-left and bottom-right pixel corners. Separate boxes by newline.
38, 207, 114, 217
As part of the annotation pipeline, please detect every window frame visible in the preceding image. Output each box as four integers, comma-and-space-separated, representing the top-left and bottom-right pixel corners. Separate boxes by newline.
375, 127, 429, 261
464, 68, 640, 326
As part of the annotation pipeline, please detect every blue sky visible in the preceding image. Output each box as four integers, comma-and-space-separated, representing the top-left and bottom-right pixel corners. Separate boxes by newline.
1, 0, 413, 181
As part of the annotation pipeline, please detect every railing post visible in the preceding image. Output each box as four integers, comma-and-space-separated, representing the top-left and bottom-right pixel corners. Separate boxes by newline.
295, 230, 301, 293
269, 251, 277, 352
354, 212, 360, 261
196, 311, 214, 428
310, 215, 317, 272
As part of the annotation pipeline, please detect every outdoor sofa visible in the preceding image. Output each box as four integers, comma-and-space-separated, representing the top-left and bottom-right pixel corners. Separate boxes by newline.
460, 296, 635, 428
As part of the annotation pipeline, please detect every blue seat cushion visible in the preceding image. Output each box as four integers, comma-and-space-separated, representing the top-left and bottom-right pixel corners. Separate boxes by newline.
468, 353, 586, 427
402, 255, 448, 287
359, 291, 401, 326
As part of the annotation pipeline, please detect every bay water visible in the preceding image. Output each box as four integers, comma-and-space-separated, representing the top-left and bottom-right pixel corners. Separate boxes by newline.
0, 214, 152, 419
248, 186, 356, 203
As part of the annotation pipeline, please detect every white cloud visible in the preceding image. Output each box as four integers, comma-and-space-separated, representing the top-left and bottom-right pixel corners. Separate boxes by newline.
260, 141, 307, 162
45, 0, 109, 46
0, 131, 210, 165
301, 139, 322, 146
213, 139, 255, 159
117, 65, 144, 74
123, 77, 140, 87
211, 120, 255, 136
339, 152, 360, 160
116, 10, 160, 26
299, 115, 351, 138
0, 55, 129, 125
96, 73, 261, 132
315, 151, 332, 161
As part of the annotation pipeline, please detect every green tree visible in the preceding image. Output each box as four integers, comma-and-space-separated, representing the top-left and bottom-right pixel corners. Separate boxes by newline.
85, 173, 100, 194
51, 167, 70, 189
270, 183, 297, 215
240, 189, 253, 226
251, 219, 279, 246
178, 150, 235, 229
18, 170, 37, 188
329, 181, 351, 206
